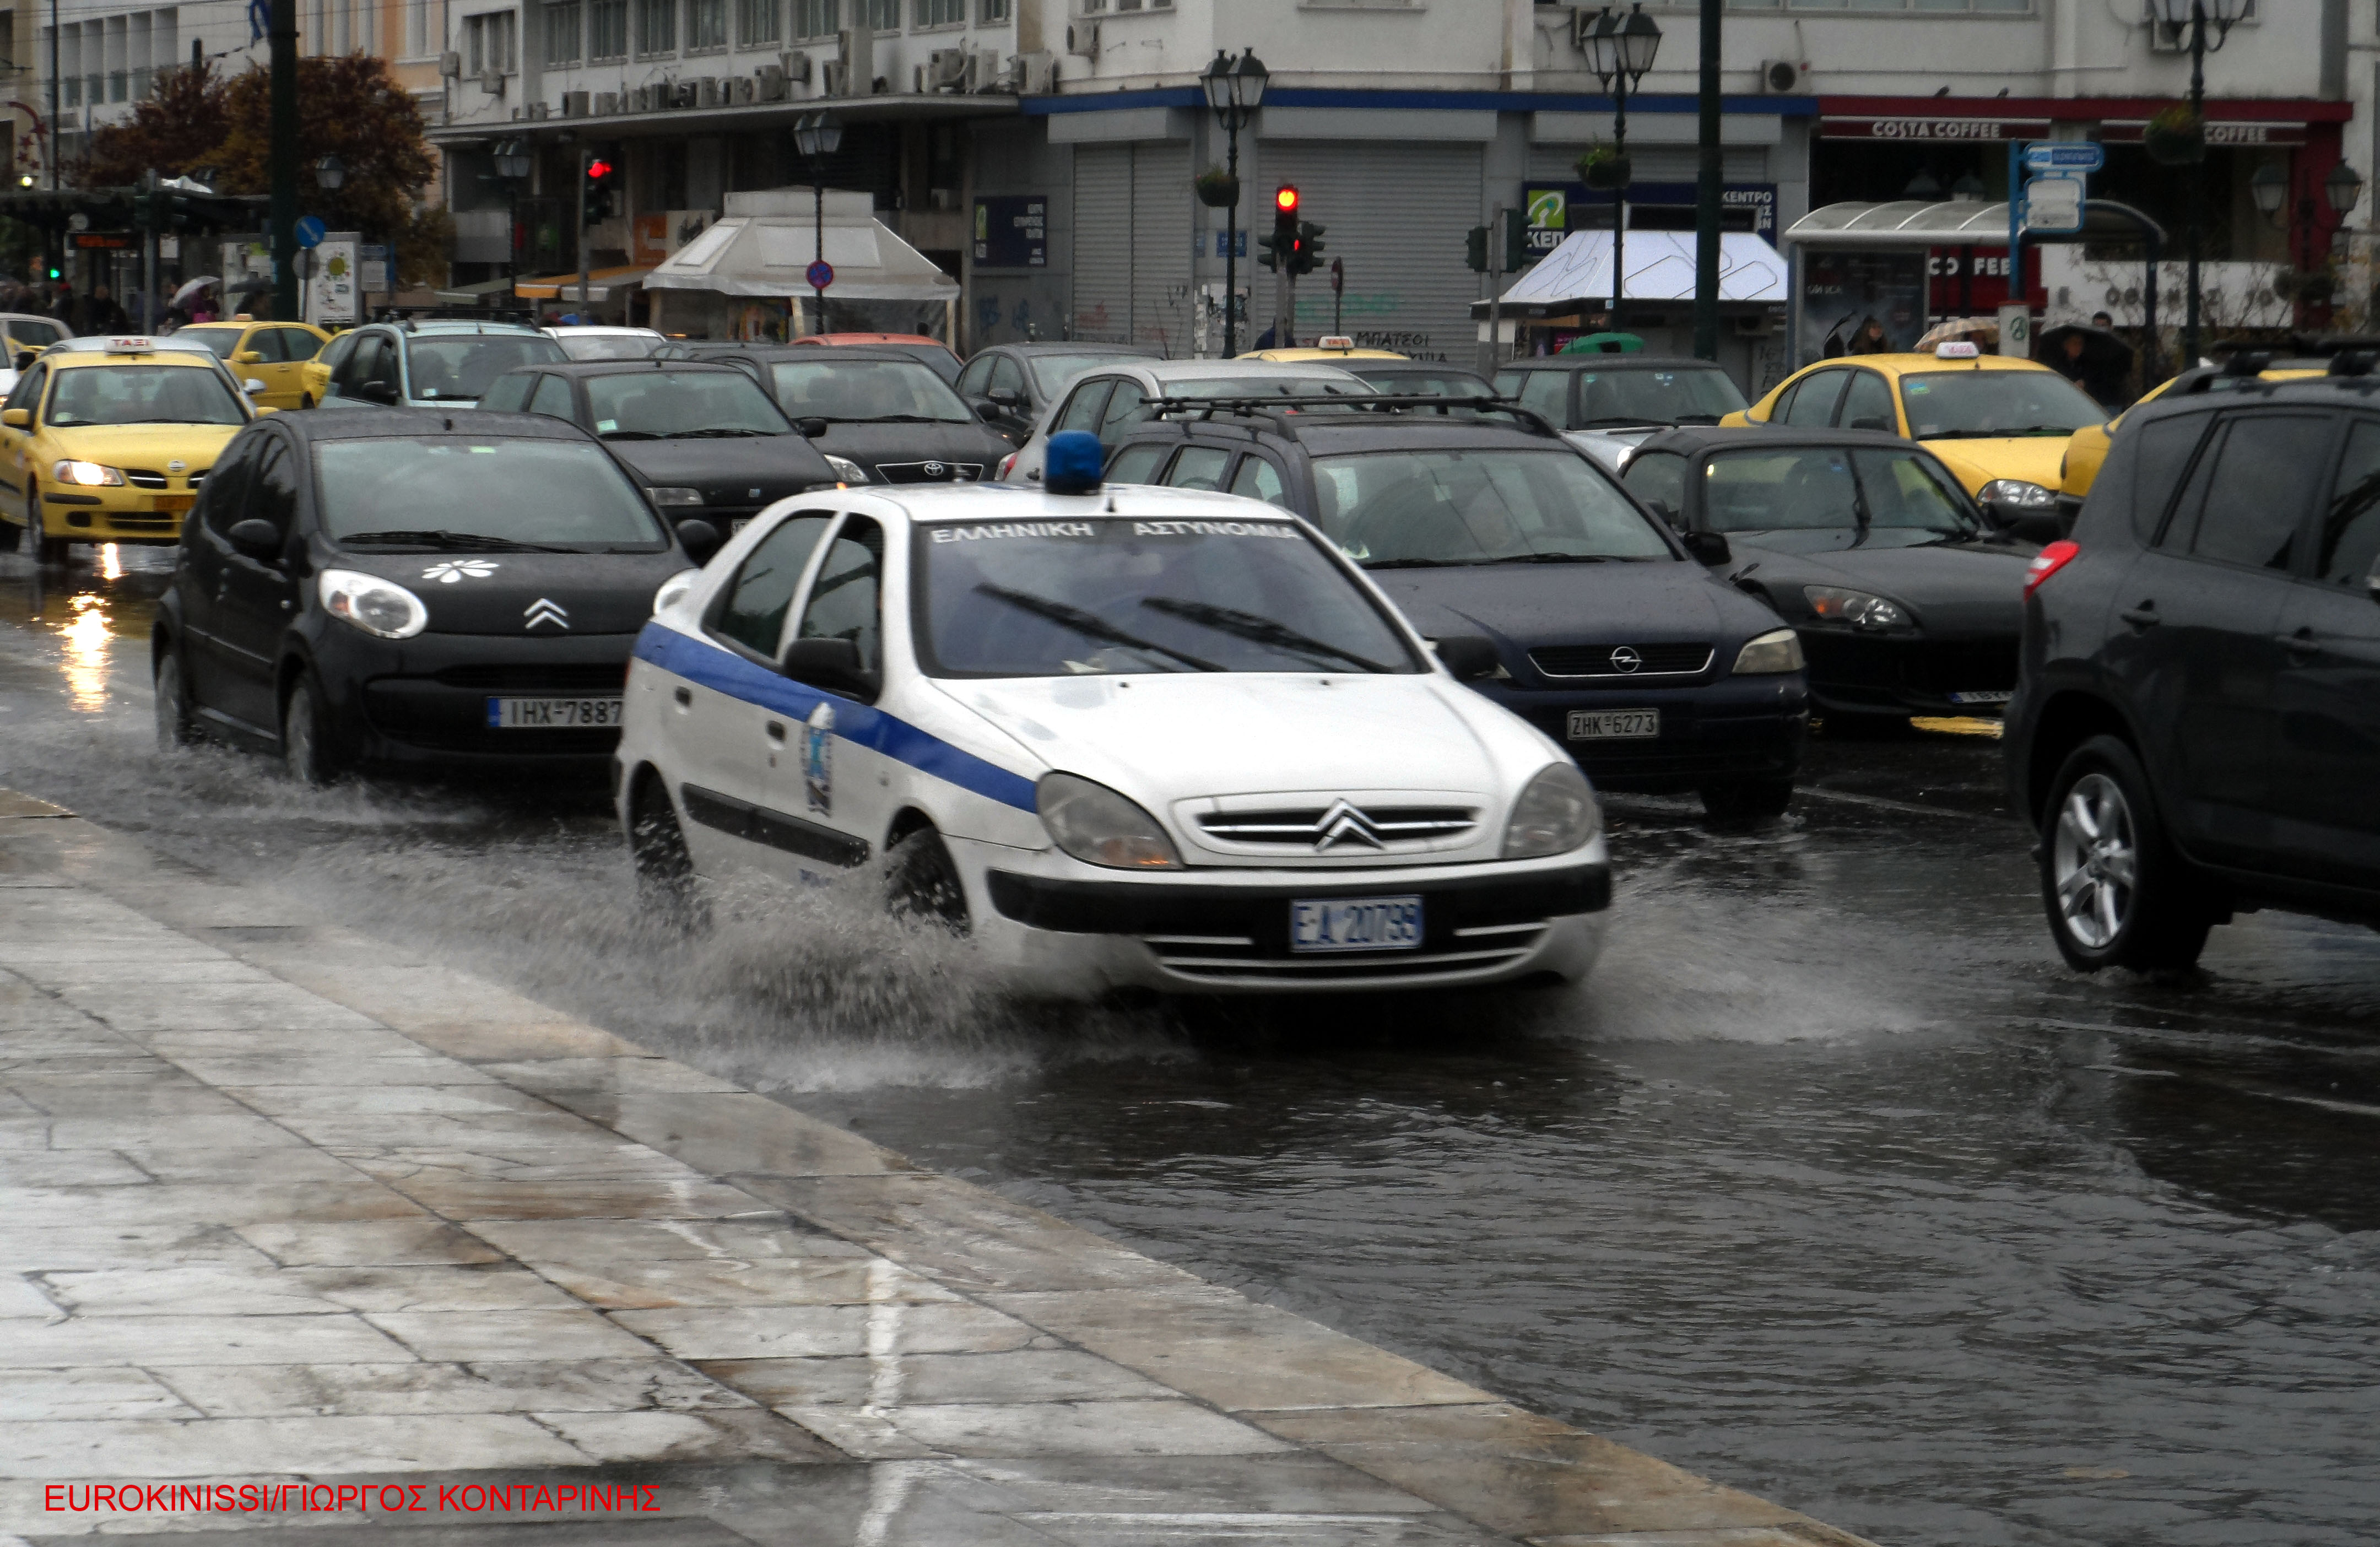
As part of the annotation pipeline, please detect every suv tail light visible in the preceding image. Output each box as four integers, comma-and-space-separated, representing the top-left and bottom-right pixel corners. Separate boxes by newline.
2025, 539, 2080, 597
996, 451, 1019, 480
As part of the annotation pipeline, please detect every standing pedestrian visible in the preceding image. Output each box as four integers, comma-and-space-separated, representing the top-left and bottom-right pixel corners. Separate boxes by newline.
85, 284, 127, 333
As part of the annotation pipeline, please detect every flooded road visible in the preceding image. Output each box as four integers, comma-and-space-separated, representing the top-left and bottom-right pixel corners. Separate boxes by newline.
3, 546, 2376, 1547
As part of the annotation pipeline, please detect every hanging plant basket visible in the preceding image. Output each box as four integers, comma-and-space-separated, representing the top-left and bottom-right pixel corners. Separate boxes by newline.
1580, 149, 1633, 192
2144, 105, 2204, 167
1194, 167, 1240, 209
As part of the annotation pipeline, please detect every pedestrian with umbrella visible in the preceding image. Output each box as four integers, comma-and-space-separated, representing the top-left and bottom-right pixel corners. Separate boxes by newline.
2040, 322, 2134, 409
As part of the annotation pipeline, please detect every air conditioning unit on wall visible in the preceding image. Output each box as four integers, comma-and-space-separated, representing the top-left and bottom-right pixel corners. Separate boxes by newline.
594, 90, 619, 113
1759, 59, 1808, 94
1011, 50, 1054, 95
478, 69, 505, 96
820, 59, 848, 95
1065, 20, 1097, 58
561, 89, 589, 116
929, 47, 968, 90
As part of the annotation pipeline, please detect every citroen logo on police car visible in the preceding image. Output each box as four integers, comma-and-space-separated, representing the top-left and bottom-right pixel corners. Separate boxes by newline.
523, 598, 570, 631
1609, 646, 1643, 674
1313, 799, 1386, 853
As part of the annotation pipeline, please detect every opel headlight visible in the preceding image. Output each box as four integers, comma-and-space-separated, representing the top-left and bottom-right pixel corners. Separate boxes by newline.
824, 455, 870, 485
647, 486, 704, 507
1037, 772, 1181, 869
53, 459, 124, 486
1978, 478, 2055, 509
1804, 586, 1912, 631
1733, 628, 1805, 675
318, 569, 428, 640
652, 568, 699, 616
1502, 761, 1600, 860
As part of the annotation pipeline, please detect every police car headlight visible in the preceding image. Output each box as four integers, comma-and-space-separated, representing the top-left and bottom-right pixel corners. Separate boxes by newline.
1037, 772, 1181, 870
824, 455, 870, 485
53, 459, 124, 486
1732, 628, 1805, 675
647, 486, 704, 507
1502, 761, 1599, 860
1978, 478, 2055, 509
318, 568, 428, 640
652, 568, 699, 616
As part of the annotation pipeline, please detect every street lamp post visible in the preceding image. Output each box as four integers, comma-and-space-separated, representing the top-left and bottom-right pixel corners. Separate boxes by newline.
305, 152, 346, 326
2149, 0, 2246, 368
1586, 4, 1662, 337
2252, 156, 2365, 325
490, 139, 531, 321
794, 112, 843, 337
1202, 50, 1268, 359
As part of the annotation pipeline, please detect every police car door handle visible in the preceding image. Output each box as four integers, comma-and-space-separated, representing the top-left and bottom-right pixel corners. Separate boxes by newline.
765, 720, 786, 742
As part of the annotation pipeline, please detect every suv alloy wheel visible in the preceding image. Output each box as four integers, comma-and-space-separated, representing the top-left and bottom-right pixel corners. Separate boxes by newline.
2040, 734, 2213, 972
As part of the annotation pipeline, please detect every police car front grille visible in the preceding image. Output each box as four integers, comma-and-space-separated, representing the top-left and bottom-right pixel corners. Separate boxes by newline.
1529, 642, 1714, 679
1196, 807, 1476, 848
874, 461, 983, 485
1146, 932, 1546, 983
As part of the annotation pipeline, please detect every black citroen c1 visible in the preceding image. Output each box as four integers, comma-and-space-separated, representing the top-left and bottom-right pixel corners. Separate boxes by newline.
152, 408, 717, 782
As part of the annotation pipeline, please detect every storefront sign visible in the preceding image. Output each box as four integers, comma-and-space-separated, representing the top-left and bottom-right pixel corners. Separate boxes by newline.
2098, 118, 2306, 146
70, 233, 132, 250
1523, 182, 1778, 257
972, 195, 1047, 269
1821, 117, 2052, 142
1924, 247, 2042, 317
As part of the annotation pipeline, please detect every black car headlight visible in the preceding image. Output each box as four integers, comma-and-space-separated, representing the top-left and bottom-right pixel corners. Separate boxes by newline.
318, 569, 428, 640
1732, 628, 1805, 674
1804, 586, 1913, 631
1978, 478, 2055, 510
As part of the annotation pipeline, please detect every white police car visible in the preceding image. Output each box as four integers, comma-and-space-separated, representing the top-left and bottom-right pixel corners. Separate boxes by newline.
615, 432, 1611, 995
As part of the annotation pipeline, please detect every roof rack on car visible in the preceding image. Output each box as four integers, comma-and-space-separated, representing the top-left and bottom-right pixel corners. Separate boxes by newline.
2328, 348, 2380, 378
1142, 392, 1553, 440
369, 307, 538, 328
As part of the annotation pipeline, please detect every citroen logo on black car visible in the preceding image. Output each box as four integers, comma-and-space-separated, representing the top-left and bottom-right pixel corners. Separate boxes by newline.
1313, 799, 1386, 852
523, 598, 570, 631
1609, 646, 1643, 674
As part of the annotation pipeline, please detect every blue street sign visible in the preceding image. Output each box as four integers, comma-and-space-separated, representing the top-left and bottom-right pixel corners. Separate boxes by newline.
2024, 142, 2105, 174
294, 215, 326, 249
805, 259, 834, 290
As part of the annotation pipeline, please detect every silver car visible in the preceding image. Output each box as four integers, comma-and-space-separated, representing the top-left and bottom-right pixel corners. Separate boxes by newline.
1000, 358, 1370, 484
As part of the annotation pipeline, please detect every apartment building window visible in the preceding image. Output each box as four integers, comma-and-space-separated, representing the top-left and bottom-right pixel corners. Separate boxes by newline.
466, 10, 517, 73
687, 0, 726, 47
404, 0, 431, 55
737, 0, 778, 46
0, 12, 14, 72
914, 0, 960, 24
866, 0, 896, 29
588, 0, 627, 56
791, 0, 836, 33
544, 0, 581, 62
636, 0, 675, 53
977, 0, 1007, 18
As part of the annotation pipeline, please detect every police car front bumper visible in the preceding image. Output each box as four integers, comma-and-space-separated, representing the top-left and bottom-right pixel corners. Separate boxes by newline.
953, 839, 1610, 997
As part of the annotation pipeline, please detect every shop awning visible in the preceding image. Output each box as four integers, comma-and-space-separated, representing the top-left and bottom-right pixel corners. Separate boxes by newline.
515, 266, 652, 303
1476, 229, 1788, 319
645, 187, 959, 302
430, 276, 515, 305
1782, 199, 2166, 248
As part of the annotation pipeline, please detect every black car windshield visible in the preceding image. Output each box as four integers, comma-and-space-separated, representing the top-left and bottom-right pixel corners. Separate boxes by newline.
317, 437, 668, 550
769, 360, 973, 423
913, 516, 1422, 677
1310, 448, 1674, 566
1701, 446, 1981, 544
1574, 366, 1746, 425
553, 333, 662, 361
47, 364, 245, 426
406, 334, 567, 401
1898, 370, 2106, 437
1027, 353, 1141, 397
585, 371, 789, 438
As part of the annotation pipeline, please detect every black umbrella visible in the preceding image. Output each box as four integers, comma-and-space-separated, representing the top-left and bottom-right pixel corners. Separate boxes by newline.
224, 275, 274, 297
2037, 324, 2134, 404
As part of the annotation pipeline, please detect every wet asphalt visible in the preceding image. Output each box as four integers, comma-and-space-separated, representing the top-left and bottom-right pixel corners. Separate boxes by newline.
2, 544, 2374, 1547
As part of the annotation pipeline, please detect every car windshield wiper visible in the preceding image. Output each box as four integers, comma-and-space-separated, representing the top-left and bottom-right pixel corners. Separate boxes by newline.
1356, 556, 1492, 569
1477, 551, 1609, 564
973, 583, 1224, 673
598, 429, 664, 440
665, 427, 775, 438
339, 529, 573, 553
849, 413, 965, 425
1923, 426, 2074, 440
105, 415, 241, 425
1575, 415, 1667, 429
1139, 597, 1392, 673
1674, 413, 1724, 425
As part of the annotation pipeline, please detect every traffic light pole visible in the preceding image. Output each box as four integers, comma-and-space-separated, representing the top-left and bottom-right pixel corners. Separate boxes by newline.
1488, 205, 1505, 378
1690, 0, 1722, 362
577, 150, 591, 318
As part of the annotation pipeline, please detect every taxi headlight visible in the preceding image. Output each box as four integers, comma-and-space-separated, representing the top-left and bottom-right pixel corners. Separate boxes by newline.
646, 486, 704, 507
1502, 761, 1600, 860
318, 568, 428, 640
1037, 772, 1181, 869
53, 459, 124, 487
1978, 478, 2055, 509
1732, 628, 1805, 675
652, 567, 699, 616
824, 455, 870, 485
1804, 586, 1912, 631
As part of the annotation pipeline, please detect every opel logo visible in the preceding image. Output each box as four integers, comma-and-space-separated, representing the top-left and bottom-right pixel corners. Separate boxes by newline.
523, 598, 570, 631
1313, 798, 1386, 852
923, 461, 947, 479
1609, 646, 1643, 674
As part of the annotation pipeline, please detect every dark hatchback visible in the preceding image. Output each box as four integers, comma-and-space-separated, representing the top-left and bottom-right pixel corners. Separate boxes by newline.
1104, 398, 1809, 817
2009, 372, 2380, 973
660, 343, 1016, 484
1494, 355, 1749, 436
152, 409, 706, 782
953, 342, 1156, 440
477, 359, 837, 533
1622, 426, 2037, 720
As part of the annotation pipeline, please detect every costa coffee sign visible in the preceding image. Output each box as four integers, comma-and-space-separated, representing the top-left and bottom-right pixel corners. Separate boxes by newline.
2100, 119, 2307, 145
1822, 117, 2052, 142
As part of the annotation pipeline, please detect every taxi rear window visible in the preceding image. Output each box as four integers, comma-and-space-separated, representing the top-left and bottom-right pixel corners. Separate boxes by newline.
912, 515, 1422, 678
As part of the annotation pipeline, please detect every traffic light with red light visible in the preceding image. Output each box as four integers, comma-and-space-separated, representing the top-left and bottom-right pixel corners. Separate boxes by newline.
583, 155, 619, 228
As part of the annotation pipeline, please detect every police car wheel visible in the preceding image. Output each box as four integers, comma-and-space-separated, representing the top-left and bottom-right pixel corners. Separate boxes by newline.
630, 781, 707, 932
886, 828, 969, 935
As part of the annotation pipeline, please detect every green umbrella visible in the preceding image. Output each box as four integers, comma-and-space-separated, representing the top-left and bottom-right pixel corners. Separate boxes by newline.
1560, 331, 1645, 355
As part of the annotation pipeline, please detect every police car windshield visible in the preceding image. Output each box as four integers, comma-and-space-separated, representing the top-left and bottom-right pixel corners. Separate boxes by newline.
1700, 446, 1980, 544
1899, 370, 2106, 437
1311, 449, 1674, 566
585, 371, 789, 438
406, 334, 567, 401
914, 516, 1424, 677
317, 437, 669, 551
769, 360, 973, 423
47, 365, 246, 426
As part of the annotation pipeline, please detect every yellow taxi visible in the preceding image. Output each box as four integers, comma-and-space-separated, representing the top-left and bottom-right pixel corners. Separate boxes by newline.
0, 339, 256, 563
2058, 358, 2325, 512
169, 319, 332, 410
1723, 343, 2107, 529
1244, 337, 1407, 364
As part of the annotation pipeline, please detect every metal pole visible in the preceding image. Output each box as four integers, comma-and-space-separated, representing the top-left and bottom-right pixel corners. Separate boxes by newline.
2184, 5, 2204, 368
1223, 122, 1239, 358
1691, 0, 1721, 361
811, 170, 825, 334
577, 150, 591, 318
46, 0, 59, 189
1611, 74, 1627, 334
1488, 204, 1504, 374
269, 0, 298, 320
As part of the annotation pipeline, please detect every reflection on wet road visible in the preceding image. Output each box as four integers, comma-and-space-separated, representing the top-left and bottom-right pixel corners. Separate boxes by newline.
2, 547, 2374, 1547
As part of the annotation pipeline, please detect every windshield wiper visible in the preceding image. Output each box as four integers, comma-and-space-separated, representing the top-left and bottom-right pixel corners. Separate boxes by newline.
1478, 551, 1608, 565
339, 529, 572, 553
848, 414, 960, 425
973, 583, 1224, 673
666, 428, 774, 438
598, 429, 663, 440
1924, 426, 2073, 440
1674, 413, 1724, 425
1357, 556, 1491, 570
1575, 415, 1667, 429
1139, 597, 1392, 673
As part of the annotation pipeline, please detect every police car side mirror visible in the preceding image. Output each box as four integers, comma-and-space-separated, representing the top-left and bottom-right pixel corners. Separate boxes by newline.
225, 518, 282, 561
1431, 636, 1500, 681
1681, 531, 1732, 566
780, 636, 878, 697
674, 518, 722, 565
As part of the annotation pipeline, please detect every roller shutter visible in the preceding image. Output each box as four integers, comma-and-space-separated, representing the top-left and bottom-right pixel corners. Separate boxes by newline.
1070, 142, 1194, 354
1262, 142, 1485, 362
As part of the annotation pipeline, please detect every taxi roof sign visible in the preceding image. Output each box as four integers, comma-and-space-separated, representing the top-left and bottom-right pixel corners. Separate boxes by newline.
1935, 340, 1982, 360
104, 336, 157, 353
1317, 335, 1356, 350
